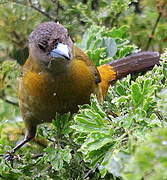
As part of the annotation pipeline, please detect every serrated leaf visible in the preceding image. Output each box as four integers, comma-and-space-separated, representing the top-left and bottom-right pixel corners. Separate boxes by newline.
116, 84, 127, 96
131, 83, 143, 106
80, 131, 113, 152
87, 48, 107, 65
44, 146, 72, 171
72, 110, 108, 133
142, 79, 152, 95
102, 26, 129, 39
118, 46, 135, 58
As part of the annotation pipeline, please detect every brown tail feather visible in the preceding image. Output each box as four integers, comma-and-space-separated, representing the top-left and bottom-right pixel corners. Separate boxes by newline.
98, 51, 160, 97
109, 51, 160, 79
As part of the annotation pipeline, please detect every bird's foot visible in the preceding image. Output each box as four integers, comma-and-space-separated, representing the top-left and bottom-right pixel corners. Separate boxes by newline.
4, 152, 15, 161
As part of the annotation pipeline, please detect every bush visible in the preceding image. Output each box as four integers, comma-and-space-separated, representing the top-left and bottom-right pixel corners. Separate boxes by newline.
0, 1, 167, 179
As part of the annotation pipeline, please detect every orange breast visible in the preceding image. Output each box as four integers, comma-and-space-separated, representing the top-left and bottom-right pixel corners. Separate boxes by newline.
19, 59, 96, 123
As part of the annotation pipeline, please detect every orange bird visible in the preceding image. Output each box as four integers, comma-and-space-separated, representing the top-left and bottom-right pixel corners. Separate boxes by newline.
5, 22, 159, 159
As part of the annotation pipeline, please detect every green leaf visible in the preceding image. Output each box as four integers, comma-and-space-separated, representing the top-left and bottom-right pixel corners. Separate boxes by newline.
142, 78, 152, 95
80, 131, 113, 153
101, 38, 117, 57
131, 83, 143, 106
102, 26, 129, 39
100, 151, 130, 178
123, 128, 167, 180
116, 84, 127, 96
44, 146, 72, 171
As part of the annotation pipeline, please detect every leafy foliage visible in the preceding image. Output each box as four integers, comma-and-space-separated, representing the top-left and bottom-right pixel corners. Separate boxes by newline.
0, 0, 167, 179
123, 128, 167, 180
0, 60, 20, 122
1, 34, 167, 180
72, 57, 167, 178
78, 25, 138, 66
0, 0, 166, 64
119, 0, 167, 52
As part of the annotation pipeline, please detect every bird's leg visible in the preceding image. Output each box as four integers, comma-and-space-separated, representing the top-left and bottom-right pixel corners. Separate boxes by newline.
4, 136, 34, 161
12, 136, 34, 153
4, 123, 37, 161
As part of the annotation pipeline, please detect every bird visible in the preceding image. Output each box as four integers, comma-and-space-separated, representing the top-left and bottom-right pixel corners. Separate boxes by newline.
5, 21, 160, 159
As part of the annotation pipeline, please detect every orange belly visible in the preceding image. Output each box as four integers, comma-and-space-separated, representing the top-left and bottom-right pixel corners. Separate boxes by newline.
19, 60, 96, 124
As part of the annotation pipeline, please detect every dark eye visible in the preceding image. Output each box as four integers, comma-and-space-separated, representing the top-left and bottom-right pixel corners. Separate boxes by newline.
38, 43, 46, 51
54, 39, 59, 48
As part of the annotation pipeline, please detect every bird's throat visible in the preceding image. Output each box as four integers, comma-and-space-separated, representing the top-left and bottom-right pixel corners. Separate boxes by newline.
47, 59, 70, 75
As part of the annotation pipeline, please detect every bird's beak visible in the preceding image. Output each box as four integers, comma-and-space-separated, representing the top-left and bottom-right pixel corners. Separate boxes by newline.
49, 43, 70, 60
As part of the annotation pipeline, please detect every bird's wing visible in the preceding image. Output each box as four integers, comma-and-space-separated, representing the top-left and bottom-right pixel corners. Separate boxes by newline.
73, 45, 101, 84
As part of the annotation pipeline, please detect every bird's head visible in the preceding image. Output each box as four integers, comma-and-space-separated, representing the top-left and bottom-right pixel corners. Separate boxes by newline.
28, 22, 73, 72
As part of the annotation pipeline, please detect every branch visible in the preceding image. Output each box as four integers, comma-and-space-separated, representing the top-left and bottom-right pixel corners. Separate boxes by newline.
145, 12, 162, 50
0, 95, 19, 106
0, 91, 18, 106
31, 153, 44, 159
1, 1, 58, 21
28, 0, 57, 21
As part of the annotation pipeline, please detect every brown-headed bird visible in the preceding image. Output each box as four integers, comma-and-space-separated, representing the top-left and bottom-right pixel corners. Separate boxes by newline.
5, 22, 160, 159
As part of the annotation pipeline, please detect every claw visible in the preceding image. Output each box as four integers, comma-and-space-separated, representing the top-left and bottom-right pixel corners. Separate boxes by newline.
4, 152, 14, 161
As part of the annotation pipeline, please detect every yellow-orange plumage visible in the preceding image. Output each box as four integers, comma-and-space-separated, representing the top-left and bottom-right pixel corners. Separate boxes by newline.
98, 64, 116, 97
19, 46, 101, 139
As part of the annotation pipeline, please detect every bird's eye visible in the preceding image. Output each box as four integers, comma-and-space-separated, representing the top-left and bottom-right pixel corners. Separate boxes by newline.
54, 39, 59, 48
38, 43, 46, 51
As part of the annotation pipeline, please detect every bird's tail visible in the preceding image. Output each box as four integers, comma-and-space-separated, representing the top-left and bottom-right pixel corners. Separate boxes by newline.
98, 51, 160, 97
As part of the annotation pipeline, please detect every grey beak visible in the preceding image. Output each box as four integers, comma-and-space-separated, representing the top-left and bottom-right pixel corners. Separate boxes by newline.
49, 43, 70, 60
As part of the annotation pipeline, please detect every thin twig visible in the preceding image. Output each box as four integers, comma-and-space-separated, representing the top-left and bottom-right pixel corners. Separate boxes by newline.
155, 110, 163, 121
145, 12, 162, 50
83, 164, 98, 179
31, 153, 44, 159
0, 96, 18, 106
28, 0, 56, 21
1, 1, 56, 21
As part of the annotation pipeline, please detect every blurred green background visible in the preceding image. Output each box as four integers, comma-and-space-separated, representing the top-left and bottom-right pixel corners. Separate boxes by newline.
0, 0, 167, 64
